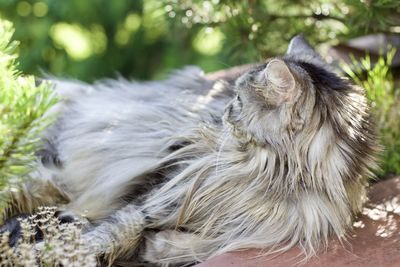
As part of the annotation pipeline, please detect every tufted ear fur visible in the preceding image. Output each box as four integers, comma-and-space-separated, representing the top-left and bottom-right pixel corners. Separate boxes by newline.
264, 59, 295, 90
262, 59, 296, 103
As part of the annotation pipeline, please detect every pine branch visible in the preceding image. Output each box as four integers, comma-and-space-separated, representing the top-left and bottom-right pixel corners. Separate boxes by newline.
0, 20, 57, 209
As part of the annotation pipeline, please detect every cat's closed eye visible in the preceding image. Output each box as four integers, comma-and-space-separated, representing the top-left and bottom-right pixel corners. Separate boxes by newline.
236, 95, 243, 108
224, 94, 244, 125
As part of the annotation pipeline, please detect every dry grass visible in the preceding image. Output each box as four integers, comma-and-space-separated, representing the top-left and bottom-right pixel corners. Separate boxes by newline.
0, 207, 97, 267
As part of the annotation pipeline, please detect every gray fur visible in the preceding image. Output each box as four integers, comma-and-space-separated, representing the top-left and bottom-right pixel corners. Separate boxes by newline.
2, 37, 379, 266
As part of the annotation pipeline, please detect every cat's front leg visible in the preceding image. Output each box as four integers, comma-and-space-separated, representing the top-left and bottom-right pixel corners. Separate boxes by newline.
82, 204, 146, 260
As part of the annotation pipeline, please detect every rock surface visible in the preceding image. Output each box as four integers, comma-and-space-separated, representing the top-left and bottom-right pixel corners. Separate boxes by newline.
198, 177, 400, 267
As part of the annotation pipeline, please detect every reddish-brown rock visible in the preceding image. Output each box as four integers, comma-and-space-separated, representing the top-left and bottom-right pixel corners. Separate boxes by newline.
198, 177, 400, 267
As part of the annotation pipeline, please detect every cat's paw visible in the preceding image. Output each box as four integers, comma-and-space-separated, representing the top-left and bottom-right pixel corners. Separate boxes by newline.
142, 230, 199, 264
142, 231, 171, 262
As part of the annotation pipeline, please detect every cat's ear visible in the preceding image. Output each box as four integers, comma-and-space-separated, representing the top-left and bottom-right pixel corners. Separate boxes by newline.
286, 34, 325, 65
263, 59, 297, 103
264, 59, 295, 92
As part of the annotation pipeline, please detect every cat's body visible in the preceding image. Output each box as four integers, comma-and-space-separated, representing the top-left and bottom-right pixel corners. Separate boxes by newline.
1, 36, 379, 266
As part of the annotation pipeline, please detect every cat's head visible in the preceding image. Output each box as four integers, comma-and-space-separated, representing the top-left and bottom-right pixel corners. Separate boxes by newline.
224, 35, 327, 144
224, 35, 378, 183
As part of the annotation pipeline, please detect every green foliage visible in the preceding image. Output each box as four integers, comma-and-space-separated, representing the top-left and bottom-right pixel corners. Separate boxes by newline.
0, 19, 57, 208
0, 0, 399, 82
0, 207, 96, 266
0, 0, 213, 82
166, 0, 400, 61
343, 50, 400, 175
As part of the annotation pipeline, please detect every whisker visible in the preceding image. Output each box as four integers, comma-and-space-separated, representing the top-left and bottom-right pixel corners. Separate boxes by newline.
215, 129, 230, 176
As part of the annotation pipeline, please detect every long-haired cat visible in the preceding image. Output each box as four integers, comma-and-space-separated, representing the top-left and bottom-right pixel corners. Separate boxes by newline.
1, 35, 379, 265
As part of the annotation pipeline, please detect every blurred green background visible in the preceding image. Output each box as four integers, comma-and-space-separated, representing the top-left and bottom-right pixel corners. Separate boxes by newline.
1, 0, 399, 82
0, 0, 399, 175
